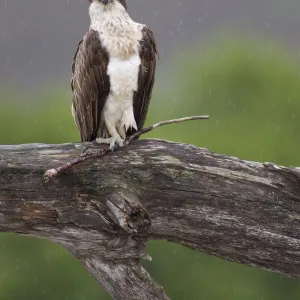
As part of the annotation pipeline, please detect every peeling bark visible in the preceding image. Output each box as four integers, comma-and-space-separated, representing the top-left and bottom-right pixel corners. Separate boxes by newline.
0, 139, 300, 299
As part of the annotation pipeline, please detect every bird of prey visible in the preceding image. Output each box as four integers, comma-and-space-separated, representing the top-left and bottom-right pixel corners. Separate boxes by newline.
71, 0, 158, 150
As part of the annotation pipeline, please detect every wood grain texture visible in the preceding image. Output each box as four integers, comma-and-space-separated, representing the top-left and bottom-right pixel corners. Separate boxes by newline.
1, 139, 300, 299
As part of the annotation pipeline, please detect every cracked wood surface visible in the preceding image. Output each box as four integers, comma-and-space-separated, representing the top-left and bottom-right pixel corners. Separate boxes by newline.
0, 139, 300, 299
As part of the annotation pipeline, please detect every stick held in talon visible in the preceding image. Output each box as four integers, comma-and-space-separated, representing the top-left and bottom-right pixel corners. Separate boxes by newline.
44, 115, 209, 181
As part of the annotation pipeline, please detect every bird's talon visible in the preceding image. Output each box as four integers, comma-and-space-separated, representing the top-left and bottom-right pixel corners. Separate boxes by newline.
108, 137, 124, 151
118, 139, 125, 148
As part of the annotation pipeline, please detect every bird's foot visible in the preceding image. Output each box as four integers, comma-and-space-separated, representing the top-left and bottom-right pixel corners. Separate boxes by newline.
96, 136, 125, 151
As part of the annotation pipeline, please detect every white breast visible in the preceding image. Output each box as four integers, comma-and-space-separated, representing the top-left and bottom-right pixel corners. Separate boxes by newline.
107, 55, 141, 97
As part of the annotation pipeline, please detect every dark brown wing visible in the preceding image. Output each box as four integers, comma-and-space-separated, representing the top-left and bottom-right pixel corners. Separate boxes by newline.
128, 26, 157, 136
71, 29, 110, 142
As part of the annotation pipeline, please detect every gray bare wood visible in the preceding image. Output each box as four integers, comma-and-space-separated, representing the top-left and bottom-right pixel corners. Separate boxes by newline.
1, 139, 300, 299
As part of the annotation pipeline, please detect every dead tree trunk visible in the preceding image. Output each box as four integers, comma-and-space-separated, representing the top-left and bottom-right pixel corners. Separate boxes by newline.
0, 139, 300, 299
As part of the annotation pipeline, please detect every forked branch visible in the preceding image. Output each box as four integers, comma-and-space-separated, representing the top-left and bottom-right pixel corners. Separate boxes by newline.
44, 115, 209, 181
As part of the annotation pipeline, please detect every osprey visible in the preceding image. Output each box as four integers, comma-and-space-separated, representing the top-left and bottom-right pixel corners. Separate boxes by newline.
71, 0, 158, 150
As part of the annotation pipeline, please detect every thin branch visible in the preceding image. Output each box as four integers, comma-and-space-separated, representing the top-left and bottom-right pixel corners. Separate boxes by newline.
44, 115, 209, 182
127, 115, 210, 141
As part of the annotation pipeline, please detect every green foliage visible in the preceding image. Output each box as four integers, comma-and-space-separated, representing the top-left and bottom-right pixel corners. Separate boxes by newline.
1, 36, 300, 299
0, 234, 105, 300
145, 241, 299, 300
146, 36, 300, 166
0, 89, 78, 144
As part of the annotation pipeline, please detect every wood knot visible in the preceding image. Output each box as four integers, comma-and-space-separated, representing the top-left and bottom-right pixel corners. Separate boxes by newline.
105, 189, 151, 234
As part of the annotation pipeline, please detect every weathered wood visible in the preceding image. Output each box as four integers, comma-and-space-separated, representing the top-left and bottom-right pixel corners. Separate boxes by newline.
0, 139, 300, 299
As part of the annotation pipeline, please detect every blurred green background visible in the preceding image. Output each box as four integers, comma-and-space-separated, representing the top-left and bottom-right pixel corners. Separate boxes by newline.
1, 35, 300, 299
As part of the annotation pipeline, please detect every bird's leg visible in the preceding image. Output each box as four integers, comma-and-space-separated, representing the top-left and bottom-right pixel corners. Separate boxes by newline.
117, 123, 127, 140
96, 119, 125, 151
